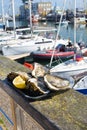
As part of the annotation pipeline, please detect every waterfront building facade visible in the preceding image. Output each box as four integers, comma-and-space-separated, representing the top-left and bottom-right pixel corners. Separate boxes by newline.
38, 2, 52, 16
19, 1, 52, 20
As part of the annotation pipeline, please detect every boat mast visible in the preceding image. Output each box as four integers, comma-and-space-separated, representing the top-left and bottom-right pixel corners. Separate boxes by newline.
49, 0, 66, 67
12, 0, 16, 38
28, 0, 33, 36
73, 0, 77, 60
74, 0, 76, 45
1, 0, 5, 25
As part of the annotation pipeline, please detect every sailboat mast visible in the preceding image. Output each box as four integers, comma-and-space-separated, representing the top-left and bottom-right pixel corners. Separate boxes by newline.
12, 0, 16, 38
73, 0, 77, 60
74, 0, 76, 45
1, 0, 5, 24
28, 0, 33, 36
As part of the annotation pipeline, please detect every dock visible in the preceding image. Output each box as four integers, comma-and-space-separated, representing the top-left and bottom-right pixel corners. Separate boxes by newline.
6, 53, 30, 60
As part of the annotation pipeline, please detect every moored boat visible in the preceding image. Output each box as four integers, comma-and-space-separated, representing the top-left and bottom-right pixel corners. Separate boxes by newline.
2, 32, 70, 56
50, 55, 87, 76
31, 40, 78, 60
32, 49, 74, 60
50, 0, 87, 77
2, 36, 54, 56
73, 75, 87, 95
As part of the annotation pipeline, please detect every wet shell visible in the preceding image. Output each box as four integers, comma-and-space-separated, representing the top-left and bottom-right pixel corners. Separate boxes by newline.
44, 74, 70, 91
16, 71, 32, 81
7, 72, 19, 82
27, 78, 50, 94
32, 62, 49, 78
7, 71, 31, 82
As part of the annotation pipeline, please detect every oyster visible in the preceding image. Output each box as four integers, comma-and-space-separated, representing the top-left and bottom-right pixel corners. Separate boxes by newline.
27, 78, 50, 94
32, 62, 49, 78
44, 74, 70, 91
16, 71, 31, 81
7, 71, 31, 82
7, 72, 19, 82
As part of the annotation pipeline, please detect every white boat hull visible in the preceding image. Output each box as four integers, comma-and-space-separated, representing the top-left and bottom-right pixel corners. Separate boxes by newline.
2, 38, 69, 56
2, 39, 54, 56
73, 75, 87, 95
50, 57, 87, 76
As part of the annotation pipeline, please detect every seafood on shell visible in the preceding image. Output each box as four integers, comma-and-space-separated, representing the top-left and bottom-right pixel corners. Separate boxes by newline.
7, 71, 31, 82
27, 78, 50, 94
44, 74, 70, 91
7, 71, 50, 95
32, 62, 49, 78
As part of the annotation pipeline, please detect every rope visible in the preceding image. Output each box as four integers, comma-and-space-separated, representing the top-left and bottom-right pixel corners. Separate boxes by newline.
49, 0, 67, 67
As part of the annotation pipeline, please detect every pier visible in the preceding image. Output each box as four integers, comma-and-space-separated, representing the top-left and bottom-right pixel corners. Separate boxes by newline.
0, 54, 87, 130
6, 53, 30, 60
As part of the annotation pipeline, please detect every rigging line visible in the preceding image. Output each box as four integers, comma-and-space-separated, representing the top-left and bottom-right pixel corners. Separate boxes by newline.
49, 0, 67, 67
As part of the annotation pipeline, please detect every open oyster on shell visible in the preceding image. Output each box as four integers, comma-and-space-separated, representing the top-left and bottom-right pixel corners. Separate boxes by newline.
7, 71, 31, 82
32, 62, 49, 78
44, 74, 70, 91
27, 78, 50, 94
7, 71, 50, 96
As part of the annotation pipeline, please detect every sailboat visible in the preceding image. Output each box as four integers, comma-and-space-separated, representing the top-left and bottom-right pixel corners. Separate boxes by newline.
50, 0, 87, 76
2, 0, 69, 56
73, 75, 87, 95
0, 0, 21, 51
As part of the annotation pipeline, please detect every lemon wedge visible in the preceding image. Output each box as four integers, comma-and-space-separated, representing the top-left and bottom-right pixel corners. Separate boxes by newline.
13, 75, 26, 89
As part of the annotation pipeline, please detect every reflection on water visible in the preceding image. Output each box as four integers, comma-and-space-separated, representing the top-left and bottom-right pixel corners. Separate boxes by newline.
9, 20, 87, 44
33, 21, 87, 44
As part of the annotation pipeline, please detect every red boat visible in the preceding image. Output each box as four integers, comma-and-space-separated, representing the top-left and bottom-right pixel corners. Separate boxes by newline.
32, 49, 75, 60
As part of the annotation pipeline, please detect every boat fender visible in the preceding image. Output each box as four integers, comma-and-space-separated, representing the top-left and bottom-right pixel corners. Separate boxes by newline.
76, 56, 83, 61
24, 62, 34, 70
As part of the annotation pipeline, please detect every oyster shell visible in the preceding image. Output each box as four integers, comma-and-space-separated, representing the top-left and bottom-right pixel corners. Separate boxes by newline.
7, 71, 31, 82
32, 62, 49, 78
16, 71, 31, 81
7, 72, 19, 82
44, 74, 70, 91
27, 78, 50, 94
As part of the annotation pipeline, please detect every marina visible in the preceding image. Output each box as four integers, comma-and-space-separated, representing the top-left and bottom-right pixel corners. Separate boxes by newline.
0, 0, 87, 129
7, 20, 87, 44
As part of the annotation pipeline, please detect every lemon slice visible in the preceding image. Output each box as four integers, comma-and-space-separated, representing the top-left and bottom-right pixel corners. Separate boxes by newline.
13, 75, 26, 89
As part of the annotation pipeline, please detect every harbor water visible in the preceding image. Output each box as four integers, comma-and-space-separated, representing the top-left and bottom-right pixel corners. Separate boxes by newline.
9, 20, 87, 44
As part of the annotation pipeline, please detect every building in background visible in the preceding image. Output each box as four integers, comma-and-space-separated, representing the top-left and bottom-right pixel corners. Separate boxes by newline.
19, 2, 29, 20
38, 2, 52, 17
19, 1, 52, 20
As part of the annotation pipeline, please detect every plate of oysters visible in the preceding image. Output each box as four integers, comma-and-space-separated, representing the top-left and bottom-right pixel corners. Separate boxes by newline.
6, 62, 75, 100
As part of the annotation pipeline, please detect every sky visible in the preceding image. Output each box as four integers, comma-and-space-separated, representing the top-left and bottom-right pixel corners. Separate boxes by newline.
0, 0, 85, 16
